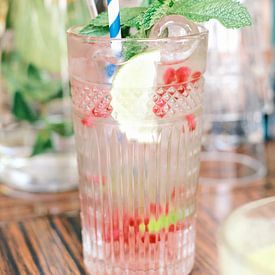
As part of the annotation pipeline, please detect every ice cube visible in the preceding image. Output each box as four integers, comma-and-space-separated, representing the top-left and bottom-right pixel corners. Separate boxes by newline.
149, 15, 200, 63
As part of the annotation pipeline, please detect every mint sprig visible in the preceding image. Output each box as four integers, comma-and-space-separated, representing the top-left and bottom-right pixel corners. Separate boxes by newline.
170, 0, 252, 29
80, 0, 252, 38
79, 7, 147, 36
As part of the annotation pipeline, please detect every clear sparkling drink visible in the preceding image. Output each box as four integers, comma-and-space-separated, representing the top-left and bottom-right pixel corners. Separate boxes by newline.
67, 23, 208, 274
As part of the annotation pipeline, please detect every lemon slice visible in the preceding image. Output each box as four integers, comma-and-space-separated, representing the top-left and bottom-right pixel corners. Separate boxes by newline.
111, 51, 161, 143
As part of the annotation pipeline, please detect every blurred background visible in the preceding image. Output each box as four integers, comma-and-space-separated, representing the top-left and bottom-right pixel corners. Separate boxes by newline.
0, 0, 274, 203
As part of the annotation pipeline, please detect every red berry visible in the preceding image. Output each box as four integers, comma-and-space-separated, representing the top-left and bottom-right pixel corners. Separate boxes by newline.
165, 203, 169, 215
149, 234, 157, 243
178, 84, 187, 94
81, 115, 94, 127
175, 67, 191, 84
163, 68, 176, 85
113, 229, 120, 241
144, 217, 150, 225
191, 71, 202, 83
186, 114, 196, 131
171, 187, 176, 201
169, 224, 175, 232
153, 105, 160, 114
150, 203, 157, 214
155, 98, 166, 107
129, 217, 135, 227
141, 234, 146, 243
152, 105, 167, 118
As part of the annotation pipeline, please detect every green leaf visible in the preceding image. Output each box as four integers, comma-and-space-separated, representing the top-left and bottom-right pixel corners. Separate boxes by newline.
79, 7, 147, 35
123, 39, 148, 60
140, 0, 169, 30
141, 0, 155, 7
79, 25, 109, 36
49, 122, 74, 137
171, 0, 252, 29
31, 130, 53, 156
12, 91, 38, 122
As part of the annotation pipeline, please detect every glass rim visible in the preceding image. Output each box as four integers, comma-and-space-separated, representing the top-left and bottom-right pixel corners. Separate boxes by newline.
67, 24, 208, 43
219, 196, 275, 274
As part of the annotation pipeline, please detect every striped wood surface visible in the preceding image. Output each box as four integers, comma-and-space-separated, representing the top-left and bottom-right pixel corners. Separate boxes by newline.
0, 142, 275, 274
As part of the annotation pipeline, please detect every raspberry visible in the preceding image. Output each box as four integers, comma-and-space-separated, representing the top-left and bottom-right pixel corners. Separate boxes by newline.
175, 67, 191, 84
165, 203, 169, 215
129, 217, 135, 227
169, 224, 175, 232
149, 234, 157, 243
163, 68, 176, 85
191, 71, 202, 83
186, 114, 196, 131
144, 217, 150, 225
155, 98, 167, 107
152, 105, 169, 118
81, 115, 94, 127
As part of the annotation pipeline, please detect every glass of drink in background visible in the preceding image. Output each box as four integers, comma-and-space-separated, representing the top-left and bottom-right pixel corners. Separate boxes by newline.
67, 21, 208, 273
0, 0, 90, 193
219, 197, 275, 275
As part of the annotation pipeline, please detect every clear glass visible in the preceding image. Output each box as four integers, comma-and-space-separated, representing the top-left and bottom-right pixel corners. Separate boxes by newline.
205, 5, 273, 114
67, 25, 208, 274
0, 0, 90, 193
218, 197, 275, 275
200, 73, 266, 186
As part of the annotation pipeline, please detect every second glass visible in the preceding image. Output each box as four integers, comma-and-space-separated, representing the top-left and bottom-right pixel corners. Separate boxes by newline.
67, 26, 208, 273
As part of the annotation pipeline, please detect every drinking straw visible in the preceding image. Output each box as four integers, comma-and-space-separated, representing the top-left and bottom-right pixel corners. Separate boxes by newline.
106, 0, 121, 77
107, 0, 121, 39
86, 0, 98, 18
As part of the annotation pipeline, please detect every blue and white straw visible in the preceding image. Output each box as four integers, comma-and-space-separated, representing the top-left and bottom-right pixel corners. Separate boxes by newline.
107, 0, 121, 39
105, 0, 122, 77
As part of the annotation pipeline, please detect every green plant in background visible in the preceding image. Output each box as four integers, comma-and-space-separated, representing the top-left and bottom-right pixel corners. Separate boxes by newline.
1, 0, 90, 156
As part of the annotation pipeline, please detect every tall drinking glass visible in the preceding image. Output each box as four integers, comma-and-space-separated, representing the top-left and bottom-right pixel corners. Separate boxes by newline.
67, 25, 208, 274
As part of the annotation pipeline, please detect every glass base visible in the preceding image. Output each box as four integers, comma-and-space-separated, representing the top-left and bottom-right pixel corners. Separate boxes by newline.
199, 152, 266, 186
0, 152, 78, 193
82, 221, 196, 275
84, 258, 195, 275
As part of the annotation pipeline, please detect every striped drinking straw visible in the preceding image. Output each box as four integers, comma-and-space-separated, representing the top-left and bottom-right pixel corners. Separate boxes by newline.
105, 0, 122, 77
107, 0, 121, 39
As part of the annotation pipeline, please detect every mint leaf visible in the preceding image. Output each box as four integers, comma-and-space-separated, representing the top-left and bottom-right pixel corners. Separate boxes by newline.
141, 0, 155, 7
79, 25, 109, 37
31, 130, 53, 157
140, 0, 169, 30
171, 0, 252, 29
123, 40, 148, 60
79, 7, 147, 35
12, 91, 38, 122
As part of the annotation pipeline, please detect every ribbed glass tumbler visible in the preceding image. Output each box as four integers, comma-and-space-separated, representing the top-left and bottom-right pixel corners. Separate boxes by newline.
67, 25, 208, 274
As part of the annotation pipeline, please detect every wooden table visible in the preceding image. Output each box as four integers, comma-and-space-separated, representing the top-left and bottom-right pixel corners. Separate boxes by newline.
0, 143, 275, 275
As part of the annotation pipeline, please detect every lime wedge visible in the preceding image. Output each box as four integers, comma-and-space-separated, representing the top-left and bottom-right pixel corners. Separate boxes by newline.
111, 51, 160, 143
